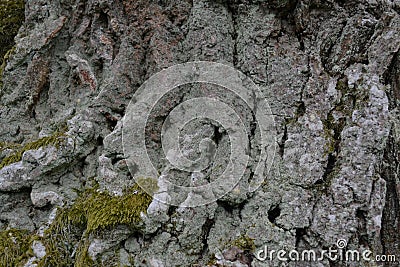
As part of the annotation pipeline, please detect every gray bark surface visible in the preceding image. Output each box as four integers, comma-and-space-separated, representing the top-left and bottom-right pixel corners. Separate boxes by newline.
0, 0, 399, 266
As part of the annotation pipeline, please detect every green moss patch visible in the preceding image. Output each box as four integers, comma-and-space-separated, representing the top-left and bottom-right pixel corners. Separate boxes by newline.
0, 0, 25, 87
0, 140, 20, 151
67, 184, 153, 233
35, 183, 152, 266
34, 209, 78, 267
231, 234, 256, 252
0, 0, 24, 62
0, 229, 33, 267
0, 183, 153, 266
0, 129, 67, 170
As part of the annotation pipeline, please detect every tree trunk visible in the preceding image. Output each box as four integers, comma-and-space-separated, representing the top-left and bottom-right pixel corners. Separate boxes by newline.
0, 0, 399, 266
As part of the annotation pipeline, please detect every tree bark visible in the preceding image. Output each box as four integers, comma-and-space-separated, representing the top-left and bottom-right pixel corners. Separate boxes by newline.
0, 0, 399, 266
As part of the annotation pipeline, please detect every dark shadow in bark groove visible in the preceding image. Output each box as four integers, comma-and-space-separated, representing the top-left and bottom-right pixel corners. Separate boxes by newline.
380, 130, 400, 265
381, 51, 400, 266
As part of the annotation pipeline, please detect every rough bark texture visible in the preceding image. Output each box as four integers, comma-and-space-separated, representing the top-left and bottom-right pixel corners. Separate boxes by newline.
0, 0, 399, 266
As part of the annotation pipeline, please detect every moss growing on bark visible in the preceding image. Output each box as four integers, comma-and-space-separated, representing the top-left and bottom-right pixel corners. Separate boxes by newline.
0, 128, 67, 170
35, 183, 153, 266
35, 209, 78, 267
0, 229, 33, 267
0, 139, 20, 151
73, 239, 94, 267
0, 0, 25, 87
0, 0, 24, 62
67, 183, 153, 233
0, 183, 153, 266
231, 234, 256, 252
